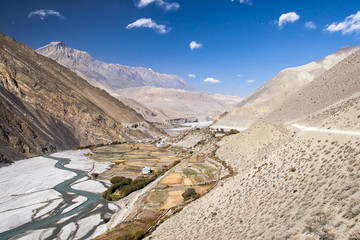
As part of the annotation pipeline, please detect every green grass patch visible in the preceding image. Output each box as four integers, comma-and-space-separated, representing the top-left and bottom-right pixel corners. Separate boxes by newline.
183, 168, 198, 176
195, 164, 216, 180
196, 163, 210, 170
205, 171, 216, 180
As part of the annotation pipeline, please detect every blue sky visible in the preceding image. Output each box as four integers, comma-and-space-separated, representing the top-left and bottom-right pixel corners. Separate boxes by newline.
1, 0, 360, 97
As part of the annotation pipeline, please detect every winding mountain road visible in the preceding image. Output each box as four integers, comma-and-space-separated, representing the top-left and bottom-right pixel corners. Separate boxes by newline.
291, 124, 360, 137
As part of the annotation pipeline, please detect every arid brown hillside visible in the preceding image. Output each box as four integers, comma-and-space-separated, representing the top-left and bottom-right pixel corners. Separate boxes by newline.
0, 33, 159, 164
213, 45, 360, 130
264, 48, 360, 125
146, 47, 360, 239
149, 124, 360, 239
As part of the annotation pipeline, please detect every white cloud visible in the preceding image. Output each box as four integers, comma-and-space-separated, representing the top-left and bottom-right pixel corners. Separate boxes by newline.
28, 9, 65, 20
126, 18, 169, 34
237, 74, 243, 78
188, 74, 196, 78
136, 0, 179, 11
137, 0, 155, 6
240, 0, 252, 4
190, 41, 203, 50
325, 11, 360, 35
278, 12, 300, 28
231, 0, 253, 4
305, 21, 317, 29
204, 77, 220, 84
246, 79, 255, 85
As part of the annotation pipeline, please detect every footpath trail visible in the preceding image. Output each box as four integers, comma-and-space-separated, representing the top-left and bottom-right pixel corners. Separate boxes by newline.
291, 124, 360, 137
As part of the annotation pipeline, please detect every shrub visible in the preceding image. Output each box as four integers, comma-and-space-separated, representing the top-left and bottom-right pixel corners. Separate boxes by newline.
103, 160, 181, 201
103, 179, 134, 201
183, 169, 198, 176
349, 231, 360, 240
110, 141, 123, 145
104, 176, 156, 201
305, 212, 335, 240
111, 176, 132, 185
182, 188, 197, 200
226, 129, 240, 135
76, 144, 93, 150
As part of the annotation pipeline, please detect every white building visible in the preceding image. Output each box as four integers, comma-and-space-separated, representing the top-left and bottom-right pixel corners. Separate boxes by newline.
142, 166, 152, 174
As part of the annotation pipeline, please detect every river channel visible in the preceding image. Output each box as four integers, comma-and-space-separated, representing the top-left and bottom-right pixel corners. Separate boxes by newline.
0, 154, 114, 240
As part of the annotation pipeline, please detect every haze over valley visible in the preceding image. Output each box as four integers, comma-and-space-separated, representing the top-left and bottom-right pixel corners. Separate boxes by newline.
1, 0, 360, 239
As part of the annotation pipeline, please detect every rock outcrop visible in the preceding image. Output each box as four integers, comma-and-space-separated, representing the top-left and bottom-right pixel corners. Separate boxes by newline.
0, 33, 159, 164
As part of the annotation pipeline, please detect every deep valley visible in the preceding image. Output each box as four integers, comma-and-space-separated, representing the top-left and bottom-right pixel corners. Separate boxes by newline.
1, 4, 360, 239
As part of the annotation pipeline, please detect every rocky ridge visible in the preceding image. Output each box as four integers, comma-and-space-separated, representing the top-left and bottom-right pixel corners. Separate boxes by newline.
0, 33, 159, 164
213, 45, 360, 129
263, 48, 360, 126
36, 41, 196, 91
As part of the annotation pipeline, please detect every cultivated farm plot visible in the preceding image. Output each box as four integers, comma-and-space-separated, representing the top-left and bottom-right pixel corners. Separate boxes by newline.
94, 132, 223, 240
145, 152, 219, 211
89, 143, 183, 180
160, 190, 184, 210
160, 173, 183, 186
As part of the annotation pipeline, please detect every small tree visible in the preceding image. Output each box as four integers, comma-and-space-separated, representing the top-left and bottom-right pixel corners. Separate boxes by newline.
110, 176, 132, 185
182, 188, 197, 200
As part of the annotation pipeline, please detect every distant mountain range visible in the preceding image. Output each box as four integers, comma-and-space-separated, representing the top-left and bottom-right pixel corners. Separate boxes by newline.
117, 86, 242, 122
36, 41, 196, 91
37, 41, 242, 122
0, 33, 159, 164
72, 70, 171, 124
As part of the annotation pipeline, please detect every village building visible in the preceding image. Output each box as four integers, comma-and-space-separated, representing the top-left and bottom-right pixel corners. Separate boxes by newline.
142, 166, 152, 175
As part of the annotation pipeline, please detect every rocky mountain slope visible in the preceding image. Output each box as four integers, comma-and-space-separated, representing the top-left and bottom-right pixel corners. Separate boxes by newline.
0, 33, 159, 164
263, 48, 360, 126
213, 45, 360, 129
74, 70, 169, 124
147, 48, 360, 239
36, 41, 196, 91
117, 86, 243, 121
150, 124, 360, 239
